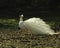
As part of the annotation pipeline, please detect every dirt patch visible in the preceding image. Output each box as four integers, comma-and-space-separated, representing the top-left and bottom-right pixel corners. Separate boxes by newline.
0, 28, 60, 48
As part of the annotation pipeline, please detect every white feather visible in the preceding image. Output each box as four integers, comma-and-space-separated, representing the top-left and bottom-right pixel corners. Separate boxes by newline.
19, 14, 59, 35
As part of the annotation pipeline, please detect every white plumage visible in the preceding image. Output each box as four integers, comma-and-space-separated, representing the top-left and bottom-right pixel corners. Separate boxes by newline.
19, 14, 59, 35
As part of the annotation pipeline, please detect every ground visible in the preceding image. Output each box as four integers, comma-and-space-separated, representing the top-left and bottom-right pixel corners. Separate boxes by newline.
0, 19, 60, 48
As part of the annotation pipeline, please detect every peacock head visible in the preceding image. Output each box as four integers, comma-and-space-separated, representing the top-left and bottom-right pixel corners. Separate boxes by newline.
19, 14, 24, 21
20, 14, 24, 17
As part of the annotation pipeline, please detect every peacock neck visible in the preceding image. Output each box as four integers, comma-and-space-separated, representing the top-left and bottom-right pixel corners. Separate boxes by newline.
20, 16, 23, 21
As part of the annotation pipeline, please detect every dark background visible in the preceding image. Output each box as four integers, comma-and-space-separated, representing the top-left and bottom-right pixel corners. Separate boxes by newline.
0, 0, 60, 21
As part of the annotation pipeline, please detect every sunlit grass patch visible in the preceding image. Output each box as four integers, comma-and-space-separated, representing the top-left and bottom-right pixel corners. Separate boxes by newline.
0, 19, 18, 24
0, 19, 18, 28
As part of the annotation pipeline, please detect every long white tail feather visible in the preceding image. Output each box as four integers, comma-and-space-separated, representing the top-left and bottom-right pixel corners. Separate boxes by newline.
50, 32, 60, 35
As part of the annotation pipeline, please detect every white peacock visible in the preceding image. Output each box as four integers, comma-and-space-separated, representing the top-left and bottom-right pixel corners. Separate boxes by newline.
19, 14, 59, 35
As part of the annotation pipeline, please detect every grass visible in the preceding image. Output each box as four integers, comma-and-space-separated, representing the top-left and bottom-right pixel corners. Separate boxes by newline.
0, 19, 18, 29
0, 19, 60, 48
0, 18, 59, 28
